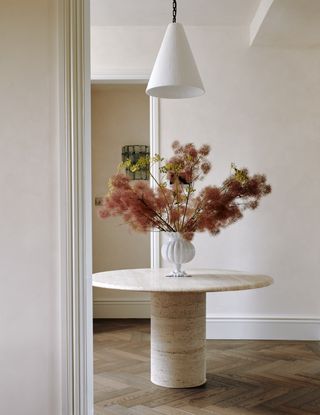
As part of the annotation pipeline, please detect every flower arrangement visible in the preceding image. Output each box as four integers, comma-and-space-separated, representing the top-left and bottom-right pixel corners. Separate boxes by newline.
98, 141, 271, 241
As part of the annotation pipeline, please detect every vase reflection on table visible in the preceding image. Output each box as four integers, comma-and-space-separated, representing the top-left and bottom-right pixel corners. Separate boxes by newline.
161, 232, 195, 277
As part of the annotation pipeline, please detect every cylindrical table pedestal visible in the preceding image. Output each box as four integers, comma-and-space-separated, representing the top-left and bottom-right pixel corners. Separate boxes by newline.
151, 292, 206, 388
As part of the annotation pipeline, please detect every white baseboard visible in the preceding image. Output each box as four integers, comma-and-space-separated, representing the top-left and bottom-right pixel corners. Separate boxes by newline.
206, 316, 320, 341
93, 300, 150, 318
93, 301, 320, 340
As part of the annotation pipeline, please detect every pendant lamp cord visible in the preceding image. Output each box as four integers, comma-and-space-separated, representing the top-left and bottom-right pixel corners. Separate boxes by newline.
172, 0, 177, 23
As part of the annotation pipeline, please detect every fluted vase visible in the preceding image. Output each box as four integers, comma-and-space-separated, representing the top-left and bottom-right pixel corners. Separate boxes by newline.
161, 232, 195, 277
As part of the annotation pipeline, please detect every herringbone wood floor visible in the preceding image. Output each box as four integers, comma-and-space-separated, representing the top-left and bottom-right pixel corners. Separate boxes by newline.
94, 319, 320, 415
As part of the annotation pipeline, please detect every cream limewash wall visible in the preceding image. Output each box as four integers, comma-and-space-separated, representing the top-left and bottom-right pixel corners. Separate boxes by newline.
92, 85, 150, 317
159, 28, 320, 320
0, 1, 60, 414
91, 26, 320, 326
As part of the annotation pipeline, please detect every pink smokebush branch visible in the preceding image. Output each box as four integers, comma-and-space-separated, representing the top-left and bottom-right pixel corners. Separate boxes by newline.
98, 141, 271, 241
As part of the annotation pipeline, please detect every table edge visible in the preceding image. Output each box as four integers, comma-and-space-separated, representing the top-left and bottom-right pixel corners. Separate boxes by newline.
92, 268, 274, 293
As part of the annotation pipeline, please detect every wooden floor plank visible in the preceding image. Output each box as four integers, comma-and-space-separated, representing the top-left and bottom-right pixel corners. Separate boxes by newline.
94, 319, 320, 415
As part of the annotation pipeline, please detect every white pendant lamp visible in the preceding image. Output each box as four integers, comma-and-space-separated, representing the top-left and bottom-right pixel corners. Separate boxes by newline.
146, 0, 205, 99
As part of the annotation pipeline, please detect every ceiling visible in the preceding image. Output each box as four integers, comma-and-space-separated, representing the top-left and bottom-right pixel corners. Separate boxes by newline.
252, 0, 320, 47
91, 0, 320, 48
90, 0, 261, 27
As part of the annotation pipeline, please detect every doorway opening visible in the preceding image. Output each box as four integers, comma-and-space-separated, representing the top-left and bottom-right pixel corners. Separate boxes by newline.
90, 80, 160, 410
91, 82, 156, 318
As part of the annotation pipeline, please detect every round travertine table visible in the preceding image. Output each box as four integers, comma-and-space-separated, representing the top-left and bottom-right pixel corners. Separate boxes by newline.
93, 268, 273, 388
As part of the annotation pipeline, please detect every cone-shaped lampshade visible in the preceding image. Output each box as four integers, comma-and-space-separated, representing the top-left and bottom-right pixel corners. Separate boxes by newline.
146, 23, 205, 99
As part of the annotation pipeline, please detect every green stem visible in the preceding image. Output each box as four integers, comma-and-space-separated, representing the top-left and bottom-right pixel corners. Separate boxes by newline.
183, 201, 203, 231
149, 168, 171, 225
138, 197, 176, 232
181, 183, 192, 231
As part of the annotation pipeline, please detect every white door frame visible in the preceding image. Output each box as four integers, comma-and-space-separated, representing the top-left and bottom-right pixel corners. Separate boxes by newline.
60, 1, 160, 412
60, 0, 93, 414
149, 94, 161, 268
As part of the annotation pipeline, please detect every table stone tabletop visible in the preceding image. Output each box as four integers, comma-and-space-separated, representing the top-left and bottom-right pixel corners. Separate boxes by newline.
92, 268, 273, 293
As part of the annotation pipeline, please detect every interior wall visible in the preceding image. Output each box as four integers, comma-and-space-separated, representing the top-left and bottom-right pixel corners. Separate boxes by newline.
158, 27, 320, 320
91, 84, 151, 317
0, 1, 60, 414
91, 25, 320, 332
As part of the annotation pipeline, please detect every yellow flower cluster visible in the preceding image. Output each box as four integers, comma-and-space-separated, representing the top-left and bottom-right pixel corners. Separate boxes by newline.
231, 163, 249, 184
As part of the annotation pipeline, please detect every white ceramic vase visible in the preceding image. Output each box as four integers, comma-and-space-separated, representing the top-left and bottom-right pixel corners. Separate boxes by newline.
161, 232, 195, 277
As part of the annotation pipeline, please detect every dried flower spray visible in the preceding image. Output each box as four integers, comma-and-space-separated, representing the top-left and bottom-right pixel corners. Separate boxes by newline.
98, 141, 271, 241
